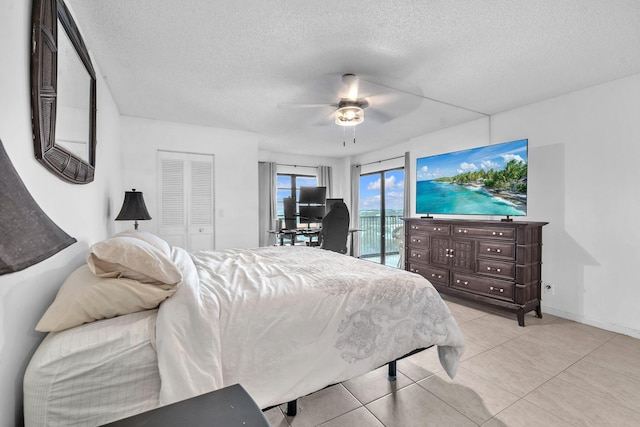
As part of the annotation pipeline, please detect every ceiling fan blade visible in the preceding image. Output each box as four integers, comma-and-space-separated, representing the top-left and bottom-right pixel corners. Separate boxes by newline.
365, 92, 403, 108
278, 102, 337, 109
366, 108, 398, 124
312, 110, 336, 127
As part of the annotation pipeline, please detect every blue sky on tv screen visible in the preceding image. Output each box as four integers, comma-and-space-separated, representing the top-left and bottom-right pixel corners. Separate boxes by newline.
416, 139, 528, 182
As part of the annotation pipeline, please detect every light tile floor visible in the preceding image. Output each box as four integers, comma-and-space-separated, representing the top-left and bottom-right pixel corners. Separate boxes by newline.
262, 295, 640, 427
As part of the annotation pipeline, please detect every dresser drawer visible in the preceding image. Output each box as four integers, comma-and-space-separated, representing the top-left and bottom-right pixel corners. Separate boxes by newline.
451, 273, 514, 301
453, 226, 515, 240
409, 264, 449, 286
409, 222, 450, 235
476, 241, 515, 260
477, 259, 516, 279
408, 233, 429, 247
408, 248, 428, 263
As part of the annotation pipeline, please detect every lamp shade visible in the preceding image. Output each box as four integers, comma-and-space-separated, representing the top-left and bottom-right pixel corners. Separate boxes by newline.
115, 189, 151, 229
0, 139, 76, 275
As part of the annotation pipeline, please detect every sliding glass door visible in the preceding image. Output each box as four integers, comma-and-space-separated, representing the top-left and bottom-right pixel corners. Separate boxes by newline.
359, 168, 404, 267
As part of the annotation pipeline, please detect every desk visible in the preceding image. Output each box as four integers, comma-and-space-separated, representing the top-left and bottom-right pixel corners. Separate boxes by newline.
270, 228, 361, 256
270, 228, 320, 246
100, 384, 270, 427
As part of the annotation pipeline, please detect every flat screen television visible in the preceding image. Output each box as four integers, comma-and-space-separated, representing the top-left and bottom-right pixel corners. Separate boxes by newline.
416, 139, 528, 217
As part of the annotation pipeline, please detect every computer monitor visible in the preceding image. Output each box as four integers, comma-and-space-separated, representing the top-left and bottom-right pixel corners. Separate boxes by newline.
299, 186, 326, 204
283, 197, 297, 230
299, 205, 325, 225
325, 198, 344, 215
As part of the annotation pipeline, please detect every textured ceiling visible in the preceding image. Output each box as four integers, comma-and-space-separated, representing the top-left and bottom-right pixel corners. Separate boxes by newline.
66, 0, 640, 158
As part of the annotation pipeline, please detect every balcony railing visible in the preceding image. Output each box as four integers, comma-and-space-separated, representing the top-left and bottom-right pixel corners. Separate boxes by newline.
359, 215, 403, 259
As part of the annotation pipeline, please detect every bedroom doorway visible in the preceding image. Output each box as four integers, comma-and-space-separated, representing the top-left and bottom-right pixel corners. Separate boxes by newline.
157, 150, 214, 251
359, 168, 404, 267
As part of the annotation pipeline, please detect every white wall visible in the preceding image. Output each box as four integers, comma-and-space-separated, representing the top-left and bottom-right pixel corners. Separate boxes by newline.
491, 74, 640, 337
352, 73, 640, 338
120, 117, 261, 249
0, 1, 124, 425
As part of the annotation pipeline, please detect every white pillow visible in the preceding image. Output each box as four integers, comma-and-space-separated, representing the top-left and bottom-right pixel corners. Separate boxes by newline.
36, 265, 175, 332
115, 229, 172, 254
87, 233, 182, 285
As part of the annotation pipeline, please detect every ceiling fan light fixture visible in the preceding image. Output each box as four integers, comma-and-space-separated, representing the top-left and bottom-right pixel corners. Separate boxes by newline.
335, 105, 364, 126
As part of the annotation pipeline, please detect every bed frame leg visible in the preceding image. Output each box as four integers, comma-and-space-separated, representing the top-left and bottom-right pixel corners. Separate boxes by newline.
387, 360, 397, 381
286, 400, 297, 416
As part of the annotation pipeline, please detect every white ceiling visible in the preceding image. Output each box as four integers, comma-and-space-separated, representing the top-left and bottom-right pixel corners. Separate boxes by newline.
66, 0, 640, 158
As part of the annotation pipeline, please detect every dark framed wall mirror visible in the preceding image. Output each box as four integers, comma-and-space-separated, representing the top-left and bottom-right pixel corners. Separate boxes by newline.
31, 0, 97, 184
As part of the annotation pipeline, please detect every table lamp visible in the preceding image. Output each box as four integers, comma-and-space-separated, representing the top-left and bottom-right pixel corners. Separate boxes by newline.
115, 189, 151, 230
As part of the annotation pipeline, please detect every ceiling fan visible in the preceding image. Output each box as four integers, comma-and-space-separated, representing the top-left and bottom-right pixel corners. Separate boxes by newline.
333, 74, 367, 127
279, 73, 406, 128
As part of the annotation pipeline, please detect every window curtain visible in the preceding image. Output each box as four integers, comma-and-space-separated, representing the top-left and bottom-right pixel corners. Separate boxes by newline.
258, 162, 277, 247
349, 164, 361, 257
404, 151, 411, 217
317, 165, 332, 198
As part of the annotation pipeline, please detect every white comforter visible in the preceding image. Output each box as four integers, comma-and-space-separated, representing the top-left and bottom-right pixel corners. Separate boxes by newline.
156, 245, 465, 409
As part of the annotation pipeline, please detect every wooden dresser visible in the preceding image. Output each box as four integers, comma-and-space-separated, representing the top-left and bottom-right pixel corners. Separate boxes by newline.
403, 218, 547, 326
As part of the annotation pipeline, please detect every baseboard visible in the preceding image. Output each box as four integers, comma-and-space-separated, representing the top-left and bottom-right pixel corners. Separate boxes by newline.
542, 307, 640, 339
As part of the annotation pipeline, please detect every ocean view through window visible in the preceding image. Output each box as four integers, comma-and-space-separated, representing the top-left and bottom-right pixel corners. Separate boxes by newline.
359, 168, 404, 267
276, 173, 317, 228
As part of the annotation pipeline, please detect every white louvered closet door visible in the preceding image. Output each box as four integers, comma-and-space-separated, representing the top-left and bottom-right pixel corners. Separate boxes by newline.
158, 151, 214, 251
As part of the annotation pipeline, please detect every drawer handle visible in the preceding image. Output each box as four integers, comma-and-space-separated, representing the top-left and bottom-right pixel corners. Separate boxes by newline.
492, 231, 505, 236
456, 279, 469, 286
489, 286, 504, 293
486, 267, 502, 272
431, 273, 443, 279
487, 248, 503, 253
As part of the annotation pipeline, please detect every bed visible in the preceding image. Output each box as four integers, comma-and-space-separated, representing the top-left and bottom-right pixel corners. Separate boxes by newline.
23, 231, 465, 426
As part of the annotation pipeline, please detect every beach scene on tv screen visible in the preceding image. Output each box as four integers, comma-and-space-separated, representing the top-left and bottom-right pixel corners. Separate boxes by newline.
416, 139, 528, 216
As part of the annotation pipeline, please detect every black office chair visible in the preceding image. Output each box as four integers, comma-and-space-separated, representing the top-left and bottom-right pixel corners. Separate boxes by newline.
280, 197, 299, 245
318, 202, 350, 254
